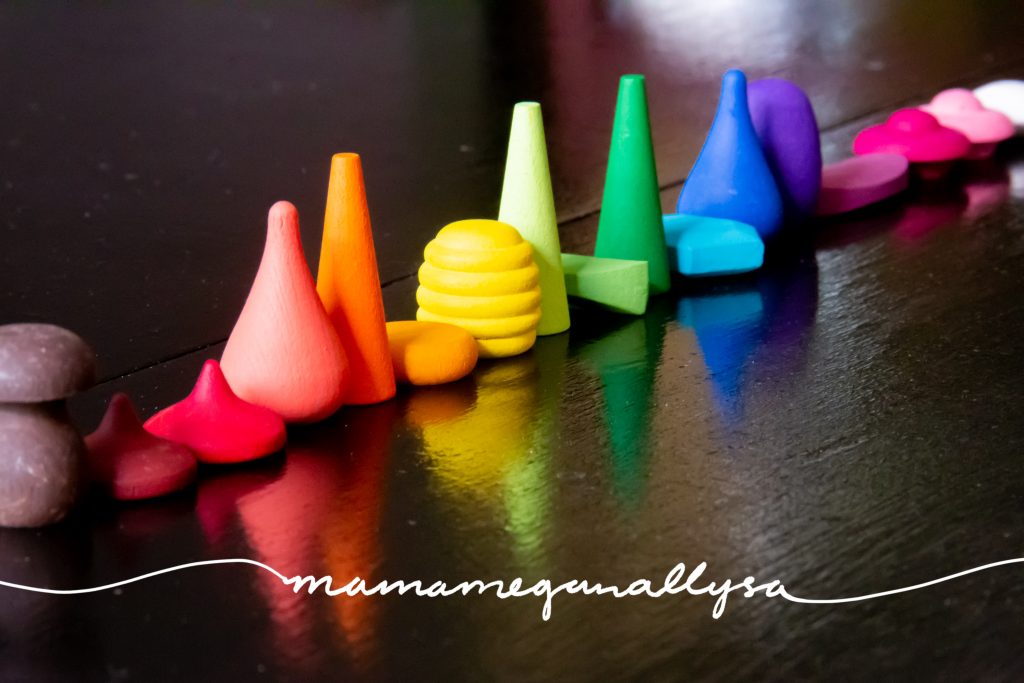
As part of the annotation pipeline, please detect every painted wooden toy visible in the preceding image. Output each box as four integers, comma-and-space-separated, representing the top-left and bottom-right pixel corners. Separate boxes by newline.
386, 321, 478, 386
662, 214, 764, 277
317, 153, 396, 405
853, 109, 970, 179
145, 360, 287, 464
595, 75, 671, 294
919, 89, 1015, 159
0, 323, 95, 527
560, 254, 649, 315
416, 219, 541, 358
748, 77, 822, 224
816, 153, 909, 216
498, 102, 571, 336
974, 80, 1024, 128
85, 393, 197, 501
221, 201, 349, 423
677, 69, 785, 240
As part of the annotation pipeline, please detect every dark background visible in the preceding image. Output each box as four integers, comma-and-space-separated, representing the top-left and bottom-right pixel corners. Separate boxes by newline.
2, 1, 1024, 680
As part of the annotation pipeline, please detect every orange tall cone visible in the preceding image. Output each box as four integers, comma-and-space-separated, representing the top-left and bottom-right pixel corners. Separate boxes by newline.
316, 153, 396, 405
221, 201, 349, 423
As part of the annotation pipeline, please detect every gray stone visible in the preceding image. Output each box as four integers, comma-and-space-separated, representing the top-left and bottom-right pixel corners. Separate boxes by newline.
0, 402, 82, 527
0, 324, 96, 403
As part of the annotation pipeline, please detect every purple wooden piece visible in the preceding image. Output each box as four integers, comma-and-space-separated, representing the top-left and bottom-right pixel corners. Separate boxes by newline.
748, 78, 823, 224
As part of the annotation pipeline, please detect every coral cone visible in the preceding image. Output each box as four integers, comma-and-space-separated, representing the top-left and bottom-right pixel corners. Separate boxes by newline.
316, 153, 395, 405
221, 201, 349, 422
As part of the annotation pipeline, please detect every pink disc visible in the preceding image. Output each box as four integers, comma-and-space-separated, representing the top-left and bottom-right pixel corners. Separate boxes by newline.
816, 153, 910, 216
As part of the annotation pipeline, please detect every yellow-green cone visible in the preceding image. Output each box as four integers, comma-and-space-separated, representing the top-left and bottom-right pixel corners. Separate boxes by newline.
498, 102, 571, 336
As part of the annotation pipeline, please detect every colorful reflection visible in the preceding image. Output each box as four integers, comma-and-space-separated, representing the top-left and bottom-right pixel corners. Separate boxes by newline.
195, 465, 282, 548
405, 333, 567, 571
962, 160, 1011, 220
751, 258, 820, 375
677, 256, 818, 423
889, 156, 1015, 241
578, 299, 671, 508
194, 404, 395, 673
319, 404, 396, 673
891, 181, 969, 242
677, 285, 763, 422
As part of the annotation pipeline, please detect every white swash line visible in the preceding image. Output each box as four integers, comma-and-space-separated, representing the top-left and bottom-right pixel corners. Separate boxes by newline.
0, 558, 289, 595
779, 557, 1024, 604
0, 557, 1021, 619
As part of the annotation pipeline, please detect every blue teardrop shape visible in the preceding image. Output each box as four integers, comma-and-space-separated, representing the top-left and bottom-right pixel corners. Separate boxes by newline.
676, 69, 785, 240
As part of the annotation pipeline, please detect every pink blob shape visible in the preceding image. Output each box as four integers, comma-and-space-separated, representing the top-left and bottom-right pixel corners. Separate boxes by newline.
853, 109, 970, 163
920, 89, 1015, 143
145, 359, 287, 464
919, 89, 1015, 159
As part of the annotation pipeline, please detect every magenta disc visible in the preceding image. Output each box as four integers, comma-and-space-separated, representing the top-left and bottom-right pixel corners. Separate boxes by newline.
816, 153, 910, 216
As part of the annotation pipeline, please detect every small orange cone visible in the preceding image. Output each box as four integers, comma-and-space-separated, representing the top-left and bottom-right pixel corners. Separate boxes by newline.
316, 153, 396, 405
221, 201, 349, 423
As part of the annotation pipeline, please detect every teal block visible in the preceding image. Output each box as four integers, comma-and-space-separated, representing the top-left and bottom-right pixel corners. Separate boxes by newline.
662, 213, 764, 277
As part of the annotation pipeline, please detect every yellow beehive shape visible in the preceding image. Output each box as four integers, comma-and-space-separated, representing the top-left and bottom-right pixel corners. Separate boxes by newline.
416, 219, 541, 358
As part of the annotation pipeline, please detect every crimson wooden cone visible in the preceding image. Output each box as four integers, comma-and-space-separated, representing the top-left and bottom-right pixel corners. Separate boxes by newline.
221, 201, 349, 423
86, 393, 196, 501
316, 153, 395, 405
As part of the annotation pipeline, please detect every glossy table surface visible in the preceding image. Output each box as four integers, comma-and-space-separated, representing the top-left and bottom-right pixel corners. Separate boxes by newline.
2, 1, 1024, 681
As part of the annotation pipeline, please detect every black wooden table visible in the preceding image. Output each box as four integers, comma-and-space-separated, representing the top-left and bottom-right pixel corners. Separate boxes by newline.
2, 2, 1024, 680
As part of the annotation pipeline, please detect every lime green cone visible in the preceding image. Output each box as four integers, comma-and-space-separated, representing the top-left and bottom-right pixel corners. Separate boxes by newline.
499, 102, 571, 335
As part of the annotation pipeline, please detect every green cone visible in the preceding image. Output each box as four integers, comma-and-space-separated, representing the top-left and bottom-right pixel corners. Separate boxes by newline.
499, 102, 571, 335
595, 75, 671, 295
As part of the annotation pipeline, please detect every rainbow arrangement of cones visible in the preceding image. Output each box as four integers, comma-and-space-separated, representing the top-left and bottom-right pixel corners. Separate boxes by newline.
68, 73, 678, 502
69, 71, 673, 501
213, 78, 673, 415
10, 63, 1019, 524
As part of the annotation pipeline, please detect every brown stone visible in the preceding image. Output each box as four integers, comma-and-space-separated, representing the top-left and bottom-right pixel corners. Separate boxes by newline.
0, 324, 96, 403
0, 403, 82, 527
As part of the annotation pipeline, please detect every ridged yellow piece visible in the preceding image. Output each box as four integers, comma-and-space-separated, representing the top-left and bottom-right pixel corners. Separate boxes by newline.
416, 286, 541, 319
433, 220, 524, 250
477, 332, 537, 358
416, 219, 542, 358
418, 262, 539, 297
424, 239, 534, 273
416, 307, 540, 339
